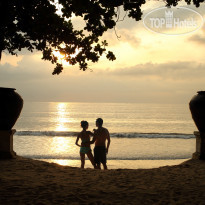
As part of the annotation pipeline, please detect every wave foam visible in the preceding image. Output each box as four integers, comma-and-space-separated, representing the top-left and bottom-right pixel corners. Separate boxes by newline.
15, 131, 194, 139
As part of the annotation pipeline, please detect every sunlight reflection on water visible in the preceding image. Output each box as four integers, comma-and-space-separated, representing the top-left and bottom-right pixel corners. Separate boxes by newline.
50, 137, 73, 154
55, 103, 75, 131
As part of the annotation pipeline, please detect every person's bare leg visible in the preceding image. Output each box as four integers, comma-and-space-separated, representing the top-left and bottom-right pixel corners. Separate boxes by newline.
86, 151, 96, 168
80, 153, 85, 169
102, 163, 107, 170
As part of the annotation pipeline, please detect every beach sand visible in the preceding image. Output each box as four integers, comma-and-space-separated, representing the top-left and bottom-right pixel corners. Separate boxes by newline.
0, 156, 205, 205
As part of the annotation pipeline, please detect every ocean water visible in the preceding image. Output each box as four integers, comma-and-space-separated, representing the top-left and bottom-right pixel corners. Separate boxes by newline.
13, 102, 197, 169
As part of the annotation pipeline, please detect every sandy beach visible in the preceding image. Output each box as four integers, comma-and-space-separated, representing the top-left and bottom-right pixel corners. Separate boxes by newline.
0, 157, 205, 204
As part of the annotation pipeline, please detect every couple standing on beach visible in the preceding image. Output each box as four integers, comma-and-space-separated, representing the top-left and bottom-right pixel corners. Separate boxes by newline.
75, 118, 111, 169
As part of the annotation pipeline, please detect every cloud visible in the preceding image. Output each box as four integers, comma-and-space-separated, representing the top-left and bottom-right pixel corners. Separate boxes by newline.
117, 29, 141, 46
105, 61, 205, 81
188, 22, 205, 44
189, 35, 205, 45
1, 37, 204, 104
101, 29, 141, 47
0, 56, 51, 82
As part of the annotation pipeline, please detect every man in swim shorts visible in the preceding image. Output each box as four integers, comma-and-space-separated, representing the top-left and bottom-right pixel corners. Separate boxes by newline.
90, 118, 111, 169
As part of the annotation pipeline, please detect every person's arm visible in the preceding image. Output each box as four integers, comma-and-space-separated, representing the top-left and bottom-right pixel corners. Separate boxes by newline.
88, 130, 97, 144
89, 135, 97, 144
88, 131, 94, 136
75, 135, 81, 147
106, 130, 111, 154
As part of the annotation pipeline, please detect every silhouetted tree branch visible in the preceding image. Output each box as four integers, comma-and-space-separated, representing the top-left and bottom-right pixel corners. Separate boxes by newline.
0, 0, 204, 74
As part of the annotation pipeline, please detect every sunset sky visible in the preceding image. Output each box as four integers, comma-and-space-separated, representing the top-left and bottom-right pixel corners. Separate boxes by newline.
1, 2, 205, 103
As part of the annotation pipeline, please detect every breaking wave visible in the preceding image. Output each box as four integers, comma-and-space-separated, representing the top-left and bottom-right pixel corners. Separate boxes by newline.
15, 131, 194, 139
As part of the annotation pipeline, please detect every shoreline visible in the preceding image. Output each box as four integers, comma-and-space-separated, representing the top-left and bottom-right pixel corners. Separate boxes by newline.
0, 156, 205, 204
40, 158, 188, 169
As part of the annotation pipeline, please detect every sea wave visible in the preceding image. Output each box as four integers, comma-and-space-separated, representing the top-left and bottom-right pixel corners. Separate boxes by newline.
15, 131, 194, 139
16, 131, 79, 137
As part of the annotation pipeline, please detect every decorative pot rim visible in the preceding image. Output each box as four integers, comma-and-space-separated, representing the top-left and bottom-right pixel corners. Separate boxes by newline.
197, 91, 205, 94
0, 87, 16, 91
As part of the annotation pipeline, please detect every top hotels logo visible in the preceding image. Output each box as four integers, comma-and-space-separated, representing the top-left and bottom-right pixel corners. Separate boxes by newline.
143, 7, 204, 35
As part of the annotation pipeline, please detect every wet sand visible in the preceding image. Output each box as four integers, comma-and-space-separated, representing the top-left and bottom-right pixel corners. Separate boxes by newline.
42, 159, 188, 169
0, 156, 204, 204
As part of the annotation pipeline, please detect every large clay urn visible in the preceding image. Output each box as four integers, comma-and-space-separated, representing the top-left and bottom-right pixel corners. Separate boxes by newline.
0, 87, 23, 130
189, 91, 205, 132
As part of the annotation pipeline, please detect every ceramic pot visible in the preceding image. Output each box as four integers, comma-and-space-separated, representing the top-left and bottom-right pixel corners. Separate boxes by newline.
189, 91, 205, 132
0, 87, 23, 130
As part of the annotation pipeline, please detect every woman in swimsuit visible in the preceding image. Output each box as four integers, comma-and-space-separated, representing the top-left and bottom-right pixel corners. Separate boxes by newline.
75, 121, 95, 169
